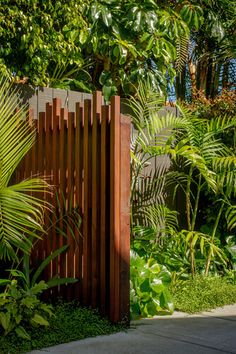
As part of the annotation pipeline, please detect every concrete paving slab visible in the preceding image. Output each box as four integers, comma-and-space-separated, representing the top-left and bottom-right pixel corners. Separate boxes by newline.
30, 305, 236, 354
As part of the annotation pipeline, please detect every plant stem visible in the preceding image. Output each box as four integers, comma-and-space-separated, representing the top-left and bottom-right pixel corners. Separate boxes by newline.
186, 166, 193, 231
191, 175, 202, 231
190, 235, 195, 277
205, 202, 224, 276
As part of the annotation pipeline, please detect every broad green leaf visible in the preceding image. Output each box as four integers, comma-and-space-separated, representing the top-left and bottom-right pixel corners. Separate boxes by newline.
31, 314, 49, 326
0, 312, 10, 331
46, 277, 78, 289
15, 326, 31, 340
101, 8, 112, 27
29, 281, 48, 295
21, 296, 39, 308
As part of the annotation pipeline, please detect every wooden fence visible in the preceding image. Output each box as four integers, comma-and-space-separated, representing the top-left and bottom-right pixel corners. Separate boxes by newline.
16, 91, 131, 323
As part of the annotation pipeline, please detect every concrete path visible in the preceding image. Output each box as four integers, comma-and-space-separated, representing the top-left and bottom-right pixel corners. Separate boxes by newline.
30, 305, 236, 354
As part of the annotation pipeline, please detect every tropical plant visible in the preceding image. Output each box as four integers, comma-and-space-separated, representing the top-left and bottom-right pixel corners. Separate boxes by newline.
130, 82, 186, 232
130, 251, 174, 319
0, 77, 50, 262
8, 245, 78, 291
168, 105, 236, 275
0, 1, 87, 87
129, 83, 236, 277
129, 82, 217, 233
174, 0, 236, 100
188, 89, 236, 120
6, 192, 82, 291
0, 0, 197, 99
0, 279, 53, 340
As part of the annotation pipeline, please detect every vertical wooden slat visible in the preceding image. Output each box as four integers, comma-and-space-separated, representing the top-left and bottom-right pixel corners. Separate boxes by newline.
120, 115, 131, 323
74, 102, 83, 298
31, 120, 37, 176
100, 105, 110, 315
45, 102, 53, 280
82, 99, 92, 305
58, 108, 68, 296
67, 112, 75, 300
30, 118, 37, 261
110, 96, 121, 322
91, 91, 102, 308
37, 112, 45, 264
51, 98, 61, 296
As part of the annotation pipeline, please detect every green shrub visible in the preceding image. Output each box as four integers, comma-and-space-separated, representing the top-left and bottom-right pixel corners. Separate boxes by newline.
0, 280, 53, 340
130, 252, 174, 318
171, 276, 236, 313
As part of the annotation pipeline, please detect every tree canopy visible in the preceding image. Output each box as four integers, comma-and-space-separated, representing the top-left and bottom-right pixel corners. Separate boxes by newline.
175, 0, 236, 100
0, 0, 197, 99
0, 0, 235, 100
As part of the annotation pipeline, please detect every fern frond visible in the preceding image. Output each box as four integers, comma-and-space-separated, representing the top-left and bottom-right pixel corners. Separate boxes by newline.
225, 205, 236, 230
175, 34, 189, 73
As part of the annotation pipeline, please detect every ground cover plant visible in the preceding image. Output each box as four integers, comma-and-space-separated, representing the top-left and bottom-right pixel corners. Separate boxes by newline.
171, 276, 236, 313
0, 301, 126, 354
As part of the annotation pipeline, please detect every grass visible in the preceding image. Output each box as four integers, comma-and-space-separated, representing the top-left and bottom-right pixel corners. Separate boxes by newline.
0, 301, 127, 354
171, 276, 236, 313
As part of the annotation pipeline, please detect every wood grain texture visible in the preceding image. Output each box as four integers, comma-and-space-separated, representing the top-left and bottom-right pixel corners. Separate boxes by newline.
15, 92, 130, 323
110, 96, 121, 322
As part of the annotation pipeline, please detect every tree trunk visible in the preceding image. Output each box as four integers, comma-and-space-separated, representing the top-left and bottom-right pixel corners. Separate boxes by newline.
175, 67, 186, 100
206, 59, 213, 97
197, 59, 208, 93
222, 62, 229, 89
211, 63, 221, 98
188, 59, 197, 100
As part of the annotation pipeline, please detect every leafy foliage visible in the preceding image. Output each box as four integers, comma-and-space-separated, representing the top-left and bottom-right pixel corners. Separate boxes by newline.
0, 279, 53, 340
189, 89, 236, 119
130, 84, 236, 283
9, 244, 78, 291
175, 0, 236, 100
130, 252, 174, 318
0, 0, 196, 98
0, 77, 50, 261
0, 1, 87, 87
0, 301, 126, 354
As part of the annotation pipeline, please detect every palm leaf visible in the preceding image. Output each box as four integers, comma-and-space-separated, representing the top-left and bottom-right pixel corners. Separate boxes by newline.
175, 34, 189, 73
225, 205, 236, 230
0, 77, 50, 260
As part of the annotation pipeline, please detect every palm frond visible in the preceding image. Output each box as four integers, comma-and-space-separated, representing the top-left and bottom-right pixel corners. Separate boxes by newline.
225, 205, 236, 230
143, 204, 178, 234
175, 34, 189, 73
0, 77, 50, 261
207, 115, 236, 133
212, 156, 236, 197
201, 134, 228, 163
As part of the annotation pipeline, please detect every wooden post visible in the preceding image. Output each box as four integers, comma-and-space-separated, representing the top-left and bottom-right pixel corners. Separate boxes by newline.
120, 115, 131, 322
91, 91, 102, 308
100, 105, 110, 315
82, 99, 92, 305
110, 96, 121, 322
